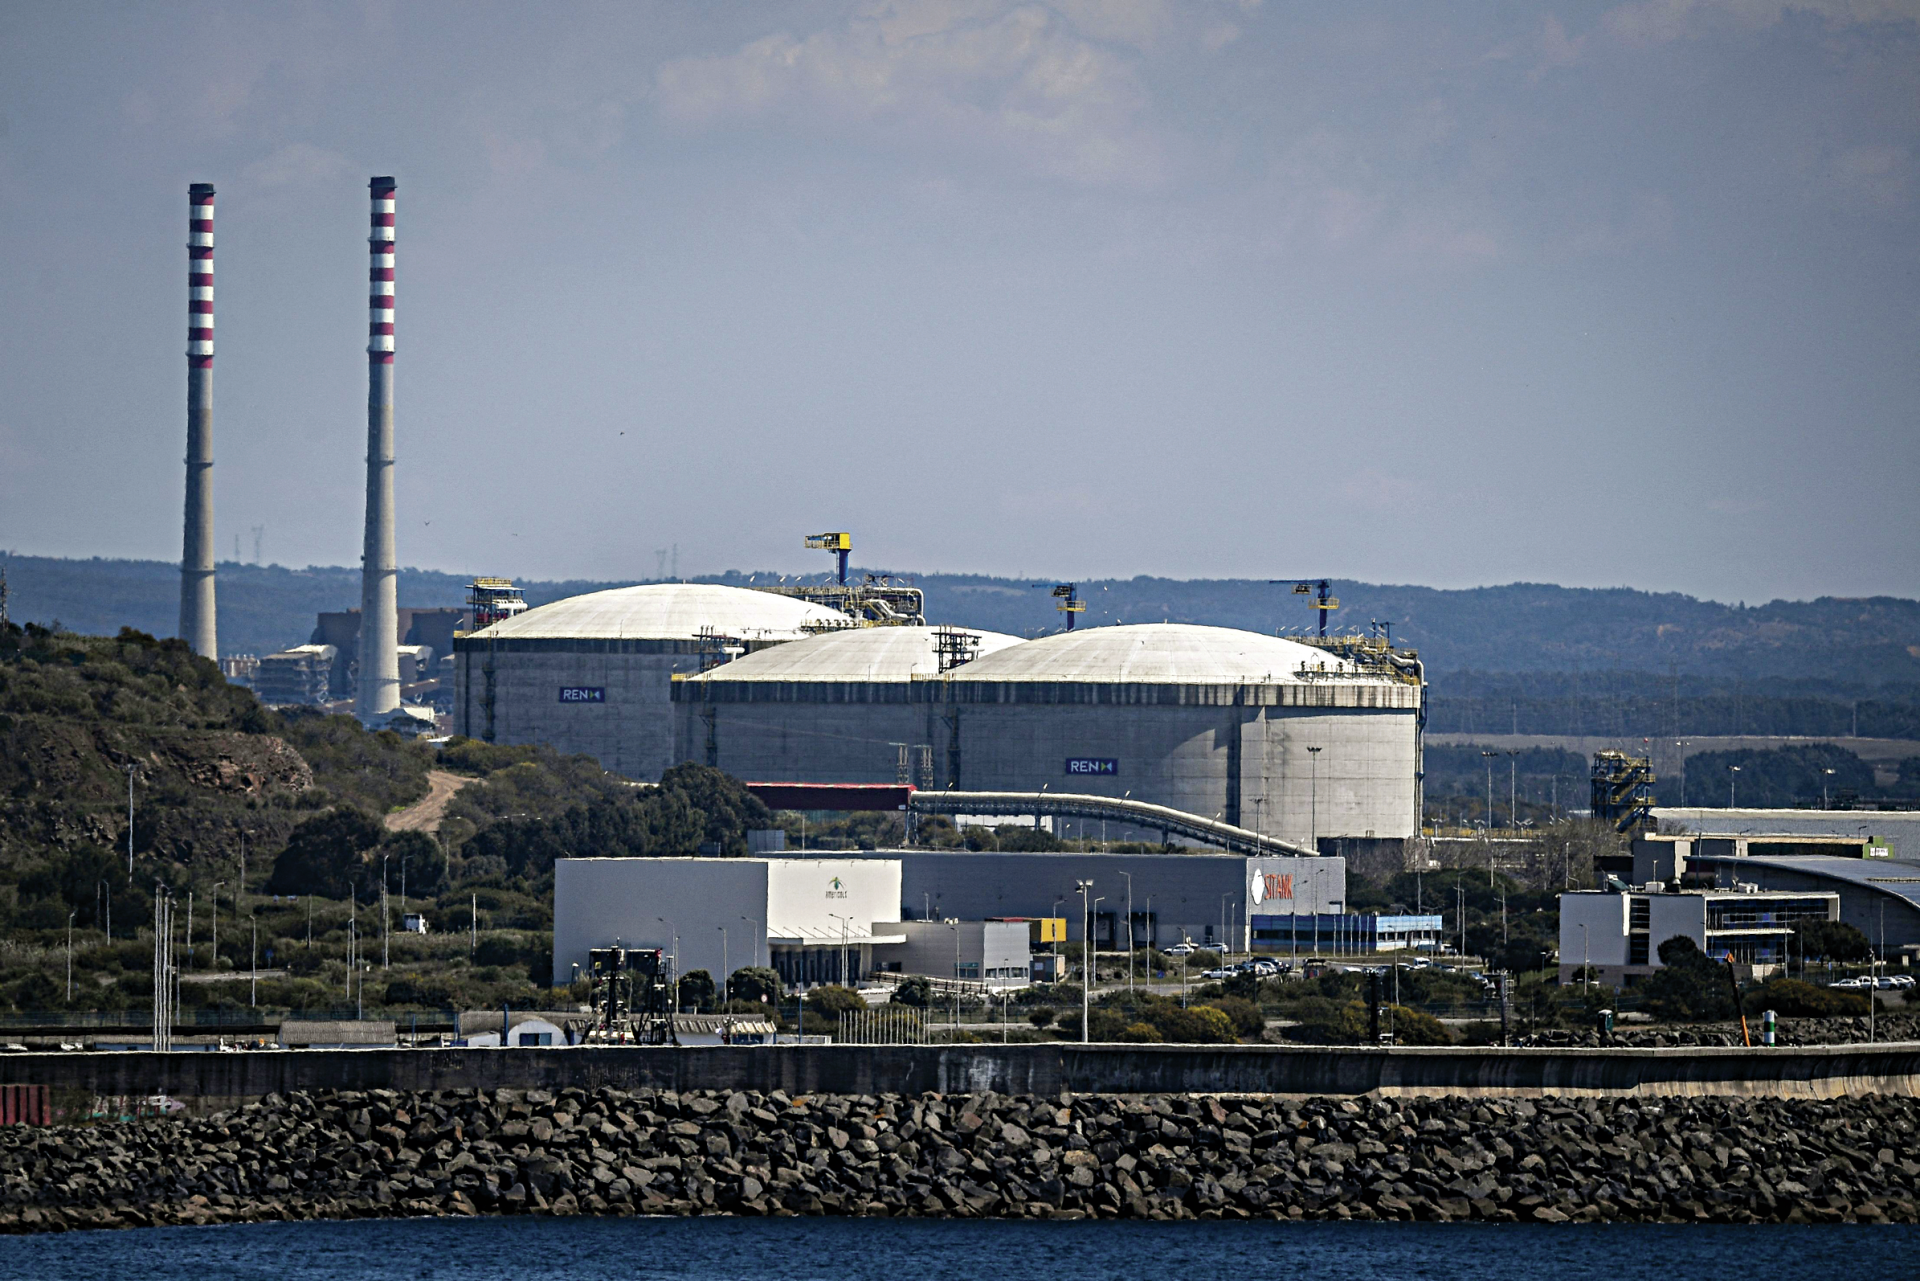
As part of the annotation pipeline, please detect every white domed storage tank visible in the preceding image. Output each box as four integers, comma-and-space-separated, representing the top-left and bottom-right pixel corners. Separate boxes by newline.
671, 625, 1024, 784
453, 584, 850, 779
942, 624, 1423, 849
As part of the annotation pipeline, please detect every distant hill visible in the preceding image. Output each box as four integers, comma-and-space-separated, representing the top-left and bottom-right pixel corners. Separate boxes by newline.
7, 553, 1916, 685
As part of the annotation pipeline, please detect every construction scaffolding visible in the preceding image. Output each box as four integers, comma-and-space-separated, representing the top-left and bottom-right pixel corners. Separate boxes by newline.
1591, 750, 1657, 833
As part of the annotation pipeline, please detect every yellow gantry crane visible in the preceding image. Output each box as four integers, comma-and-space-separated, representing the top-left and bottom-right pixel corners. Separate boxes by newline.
1032, 583, 1086, 631
805, 532, 853, 585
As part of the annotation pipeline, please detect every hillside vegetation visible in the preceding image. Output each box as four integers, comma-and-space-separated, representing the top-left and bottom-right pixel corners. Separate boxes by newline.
0, 622, 775, 1016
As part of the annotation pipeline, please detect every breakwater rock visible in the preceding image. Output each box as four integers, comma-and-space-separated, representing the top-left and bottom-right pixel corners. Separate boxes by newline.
3, 1087, 1918, 1232
1521, 1012, 1920, 1049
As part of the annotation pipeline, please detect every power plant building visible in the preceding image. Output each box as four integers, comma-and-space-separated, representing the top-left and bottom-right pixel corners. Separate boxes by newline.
454, 584, 851, 780
676, 622, 1422, 851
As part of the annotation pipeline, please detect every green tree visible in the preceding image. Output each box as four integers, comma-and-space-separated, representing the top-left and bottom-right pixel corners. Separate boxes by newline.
1203, 995, 1266, 1038
1643, 935, 1738, 1022
1794, 919, 1871, 962
727, 965, 783, 1004
377, 829, 447, 896
677, 969, 717, 1012
267, 808, 383, 898
1151, 1004, 1240, 1044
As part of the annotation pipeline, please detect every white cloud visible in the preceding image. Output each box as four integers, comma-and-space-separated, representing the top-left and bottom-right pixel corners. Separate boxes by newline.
244, 142, 351, 189
652, 1, 1175, 185
1603, 0, 1920, 43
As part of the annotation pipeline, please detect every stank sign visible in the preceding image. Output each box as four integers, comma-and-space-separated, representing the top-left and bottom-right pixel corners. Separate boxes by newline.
1248, 871, 1293, 905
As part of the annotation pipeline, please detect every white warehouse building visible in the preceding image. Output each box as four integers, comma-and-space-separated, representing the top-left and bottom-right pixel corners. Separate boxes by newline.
553, 856, 906, 990
453, 584, 850, 780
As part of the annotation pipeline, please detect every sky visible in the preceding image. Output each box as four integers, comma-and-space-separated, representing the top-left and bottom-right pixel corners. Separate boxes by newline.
0, 1, 1915, 604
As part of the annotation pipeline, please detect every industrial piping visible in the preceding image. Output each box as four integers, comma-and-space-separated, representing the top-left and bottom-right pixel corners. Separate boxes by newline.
178, 183, 217, 660
356, 176, 400, 723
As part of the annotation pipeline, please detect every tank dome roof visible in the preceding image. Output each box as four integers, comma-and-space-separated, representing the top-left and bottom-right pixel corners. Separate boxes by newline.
685, 625, 1024, 683
466, 583, 847, 643
949, 623, 1369, 685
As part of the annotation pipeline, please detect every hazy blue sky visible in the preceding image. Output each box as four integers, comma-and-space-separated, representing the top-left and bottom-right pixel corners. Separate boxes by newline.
1, 1, 1915, 603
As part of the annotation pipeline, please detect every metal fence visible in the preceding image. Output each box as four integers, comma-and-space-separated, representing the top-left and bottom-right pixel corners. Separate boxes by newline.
836, 1007, 928, 1045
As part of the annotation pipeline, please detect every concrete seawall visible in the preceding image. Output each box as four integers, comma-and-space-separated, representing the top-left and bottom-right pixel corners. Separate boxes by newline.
6, 1042, 1920, 1115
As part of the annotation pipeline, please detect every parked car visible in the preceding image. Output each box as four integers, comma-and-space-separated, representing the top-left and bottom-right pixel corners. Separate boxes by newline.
1201, 968, 1235, 980
1164, 942, 1198, 956
1888, 974, 1917, 990
1831, 977, 1871, 990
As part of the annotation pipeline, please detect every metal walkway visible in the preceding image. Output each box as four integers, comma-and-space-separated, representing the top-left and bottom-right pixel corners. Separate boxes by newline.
906, 790, 1315, 858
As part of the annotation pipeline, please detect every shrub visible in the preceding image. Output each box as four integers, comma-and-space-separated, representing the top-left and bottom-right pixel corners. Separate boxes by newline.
1026, 1007, 1058, 1029
1152, 1004, 1240, 1044
1204, 995, 1265, 1038
1748, 976, 1869, 1018
1117, 1022, 1163, 1043
889, 975, 934, 1009
804, 985, 867, 1017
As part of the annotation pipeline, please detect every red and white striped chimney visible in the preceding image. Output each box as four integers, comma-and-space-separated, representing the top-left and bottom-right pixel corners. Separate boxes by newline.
356, 176, 400, 721
179, 183, 217, 659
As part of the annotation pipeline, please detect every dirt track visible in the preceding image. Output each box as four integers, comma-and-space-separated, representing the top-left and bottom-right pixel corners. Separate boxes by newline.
384, 770, 473, 834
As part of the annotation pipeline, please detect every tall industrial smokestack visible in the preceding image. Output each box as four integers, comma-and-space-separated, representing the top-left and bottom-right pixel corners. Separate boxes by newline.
355, 175, 400, 723
179, 183, 217, 659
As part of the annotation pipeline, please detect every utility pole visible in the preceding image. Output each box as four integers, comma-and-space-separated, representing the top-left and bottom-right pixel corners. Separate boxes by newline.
125, 764, 137, 874
1120, 871, 1134, 996
1076, 880, 1093, 1043
1729, 765, 1741, 808
210, 881, 225, 970
249, 915, 258, 1008
67, 912, 75, 1002
381, 852, 391, 970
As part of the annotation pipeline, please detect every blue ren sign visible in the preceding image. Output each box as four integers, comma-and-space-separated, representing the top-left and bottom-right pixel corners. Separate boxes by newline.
558, 687, 606, 704
1065, 758, 1118, 777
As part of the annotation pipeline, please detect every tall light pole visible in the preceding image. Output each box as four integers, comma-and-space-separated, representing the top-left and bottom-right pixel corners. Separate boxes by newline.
656, 916, 678, 1004
249, 915, 258, 1008
1076, 880, 1093, 1042
719, 926, 729, 1002
829, 913, 850, 988
210, 881, 226, 970
1481, 750, 1497, 831
125, 764, 137, 875
741, 915, 762, 969
1579, 923, 1590, 994
67, 911, 76, 1002
381, 851, 391, 970
1119, 871, 1134, 995
1822, 768, 1835, 809
1728, 764, 1741, 808
1507, 749, 1519, 831
1307, 747, 1323, 852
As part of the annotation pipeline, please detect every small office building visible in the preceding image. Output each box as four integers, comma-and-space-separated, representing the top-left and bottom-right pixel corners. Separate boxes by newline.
1251, 912, 1444, 956
1558, 886, 1839, 986
871, 920, 1032, 987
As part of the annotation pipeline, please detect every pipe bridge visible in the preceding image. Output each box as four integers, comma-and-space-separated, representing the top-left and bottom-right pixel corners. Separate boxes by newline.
908, 790, 1314, 858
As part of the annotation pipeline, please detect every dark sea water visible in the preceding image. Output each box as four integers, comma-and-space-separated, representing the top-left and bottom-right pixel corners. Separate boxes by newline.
0, 1217, 1908, 1281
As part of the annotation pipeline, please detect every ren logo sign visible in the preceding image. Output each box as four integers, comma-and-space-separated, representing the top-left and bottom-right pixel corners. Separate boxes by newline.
1248, 871, 1293, 905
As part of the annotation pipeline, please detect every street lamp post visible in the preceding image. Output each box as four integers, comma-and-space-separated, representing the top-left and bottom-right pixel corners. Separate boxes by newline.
1307, 747, 1323, 852
249, 915, 258, 1008
1822, 768, 1836, 810
1579, 923, 1590, 994
1481, 750, 1497, 831
67, 911, 76, 1002
719, 926, 729, 1002
741, 916, 762, 969
1075, 880, 1094, 1043
210, 881, 226, 971
655, 917, 678, 1007
1119, 871, 1134, 996
1729, 765, 1741, 808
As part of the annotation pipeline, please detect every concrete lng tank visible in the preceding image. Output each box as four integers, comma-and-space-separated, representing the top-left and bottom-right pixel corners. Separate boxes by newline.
453, 583, 851, 780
